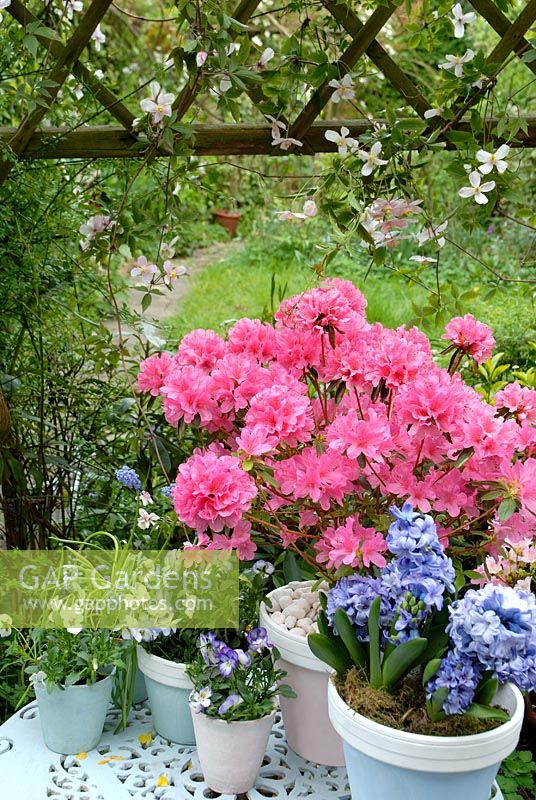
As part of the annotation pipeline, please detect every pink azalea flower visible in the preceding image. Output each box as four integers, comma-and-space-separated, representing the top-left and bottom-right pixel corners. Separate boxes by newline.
442, 314, 495, 364
326, 406, 392, 462
273, 448, 356, 510
227, 318, 277, 362
160, 366, 218, 425
137, 352, 174, 396
316, 515, 387, 570
175, 329, 227, 371
495, 382, 536, 424
235, 426, 277, 456
173, 452, 257, 533
245, 385, 314, 447
499, 458, 536, 515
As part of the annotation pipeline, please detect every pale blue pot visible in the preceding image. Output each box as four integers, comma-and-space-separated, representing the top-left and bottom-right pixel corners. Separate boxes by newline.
133, 667, 148, 703
35, 672, 114, 755
328, 681, 524, 800
137, 645, 195, 744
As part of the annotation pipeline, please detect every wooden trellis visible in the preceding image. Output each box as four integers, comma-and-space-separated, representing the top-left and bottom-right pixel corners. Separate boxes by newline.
1, 0, 536, 185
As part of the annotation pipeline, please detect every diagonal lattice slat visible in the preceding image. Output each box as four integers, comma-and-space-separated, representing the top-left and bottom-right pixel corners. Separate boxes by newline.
0, 0, 114, 184
322, 0, 432, 119
289, 2, 399, 143
471, 0, 536, 77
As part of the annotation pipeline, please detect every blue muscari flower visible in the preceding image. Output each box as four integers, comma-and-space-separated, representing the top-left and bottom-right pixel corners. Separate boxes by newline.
218, 693, 243, 716
115, 466, 142, 492
426, 650, 482, 715
161, 483, 175, 498
247, 627, 272, 653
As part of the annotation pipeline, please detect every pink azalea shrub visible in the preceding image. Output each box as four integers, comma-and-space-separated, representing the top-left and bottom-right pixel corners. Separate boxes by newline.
137, 278, 535, 570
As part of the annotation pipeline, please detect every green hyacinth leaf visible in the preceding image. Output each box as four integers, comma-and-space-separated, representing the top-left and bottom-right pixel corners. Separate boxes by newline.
307, 633, 352, 676
368, 596, 382, 689
381, 637, 428, 690
334, 608, 367, 671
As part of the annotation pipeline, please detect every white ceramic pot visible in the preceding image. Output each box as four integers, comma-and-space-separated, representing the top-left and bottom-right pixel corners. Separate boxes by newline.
328, 679, 524, 800
137, 645, 194, 744
260, 580, 344, 766
191, 709, 276, 794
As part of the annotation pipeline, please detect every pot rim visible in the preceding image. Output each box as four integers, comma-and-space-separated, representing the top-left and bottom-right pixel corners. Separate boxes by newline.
137, 644, 192, 689
328, 678, 524, 773
191, 708, 277, 729
35, 669, 115, 693
213, 208, 241, 218
260, 580, 329, 672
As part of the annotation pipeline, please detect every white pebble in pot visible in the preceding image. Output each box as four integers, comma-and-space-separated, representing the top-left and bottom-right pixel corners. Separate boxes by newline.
279, 595, 293, 610
285, 615, 297, 629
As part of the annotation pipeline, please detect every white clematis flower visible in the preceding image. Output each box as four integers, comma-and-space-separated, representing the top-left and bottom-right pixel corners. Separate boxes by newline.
451, 4, 476, 38
417, 221, 448, 248
476, 144, 510, 174
324, 126, 358, 156
357, 141, 388, 176
438, 49, 474, 78
328, 73, 355, 103
163, 260, 187, 286
458, 170, 496, 204
424, 107, 443, 119
140, 81, 175, 124
137, 509, 160, 530
131, 255, 158, 286
276, 199, 317, 222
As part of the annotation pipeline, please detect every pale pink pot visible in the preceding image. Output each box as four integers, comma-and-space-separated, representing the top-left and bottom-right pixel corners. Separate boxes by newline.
260, 580, 345, 767
191, 710, 276, 794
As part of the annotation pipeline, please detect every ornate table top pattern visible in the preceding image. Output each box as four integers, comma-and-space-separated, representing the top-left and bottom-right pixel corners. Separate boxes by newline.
0, 703, 351, 800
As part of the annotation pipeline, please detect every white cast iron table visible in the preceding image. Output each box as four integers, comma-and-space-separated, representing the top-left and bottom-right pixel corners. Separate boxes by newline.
0, 703, 504, 800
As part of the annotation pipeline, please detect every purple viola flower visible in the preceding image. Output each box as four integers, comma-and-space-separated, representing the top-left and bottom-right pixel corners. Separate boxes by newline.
218, 693, 243, 716
246, 627, 273, 653
189, 686, 213, 713
235, 648, 251, 667
218, 646, 239, 677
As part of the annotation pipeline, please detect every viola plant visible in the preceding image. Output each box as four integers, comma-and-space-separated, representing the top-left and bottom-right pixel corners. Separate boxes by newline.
13, 628, 126, 696
308, 504, 536, 728
187, 628, 294, 722
136, 279, 535, 573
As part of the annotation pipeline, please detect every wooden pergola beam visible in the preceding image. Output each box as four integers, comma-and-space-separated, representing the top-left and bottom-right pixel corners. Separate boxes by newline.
3, 117, 534, 159
0, 0, 113, 184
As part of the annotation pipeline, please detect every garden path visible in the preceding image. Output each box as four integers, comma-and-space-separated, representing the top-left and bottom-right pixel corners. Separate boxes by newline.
106, 238, 243, 338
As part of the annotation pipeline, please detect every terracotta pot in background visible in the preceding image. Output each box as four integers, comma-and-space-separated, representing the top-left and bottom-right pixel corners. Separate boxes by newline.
212, 208, 241, 237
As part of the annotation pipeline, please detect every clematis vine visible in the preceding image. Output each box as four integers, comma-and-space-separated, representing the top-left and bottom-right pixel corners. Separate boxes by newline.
324, 126, 357, 155
328, 73, 355, 103
476, 144, 510, 174
140, 81, 175, 125
450, 3, 476, 38
357, 141, 388, 176
131, 255, 158, 285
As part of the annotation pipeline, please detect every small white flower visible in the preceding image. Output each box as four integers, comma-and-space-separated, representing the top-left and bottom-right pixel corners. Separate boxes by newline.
163, 260, 187, 286
472, 74, 488, 90
219, 75, 232, 93
94, 68, 104, 80
139, 491, 153, 507
225, 42, 240, 57
410, 255, 437, 264
131, 255, 158, 286
451, 4, 476, 38
161, 237, 179, 259
137, 509, 160, 530
189, 687, 212, 713
196, 51, 208, 67
459, 170, 496, 204
424, 107, 442, 119
91, 24, 106, 51
29, 670, 47, 689
140, 81, 175, 124
276, 199, 317, 222
256, 47, 274, 69
273, 136, 303, 151
357, 141, 388, 176
66, 627, 82, 635
417, 221, 448, 248
266, 115, 286, 140
328, 73, 355, 103
476, 144, 510, 175
438, 49, 474, 78
324, 126, 358, 156
73, 84, 84, 100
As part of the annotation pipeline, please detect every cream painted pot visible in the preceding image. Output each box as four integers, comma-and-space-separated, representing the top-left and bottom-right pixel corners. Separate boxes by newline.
191, 709, 276, 794
260, 580, 344, 766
